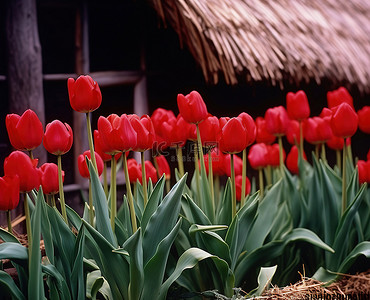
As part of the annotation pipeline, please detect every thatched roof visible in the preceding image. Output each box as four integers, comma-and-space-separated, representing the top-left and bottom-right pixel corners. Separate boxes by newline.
150, 0, 370, 93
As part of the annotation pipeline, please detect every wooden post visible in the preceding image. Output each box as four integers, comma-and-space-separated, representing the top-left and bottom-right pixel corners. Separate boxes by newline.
6, 0, 47, 164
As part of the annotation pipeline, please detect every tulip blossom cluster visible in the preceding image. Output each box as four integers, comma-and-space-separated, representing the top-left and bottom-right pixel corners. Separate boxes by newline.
1, 75, 369, 236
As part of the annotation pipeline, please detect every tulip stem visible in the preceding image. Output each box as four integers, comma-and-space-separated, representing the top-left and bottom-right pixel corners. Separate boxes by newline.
315, 144, 320, 160
110, 156, 117, 232
28, 150, 34, 160
51, 194, 56, 207
278, 136, 285, 177
123, 153, 137, 232
153, 156, 161, 180
266, 166, 272, 186
230, 154, 236, 218
259, 168, 264, 199
336, 150, 342, 172
103, 162, 108, 198
241, 149, 247, 207
24, 194, 32, 251
342, 142, 347, 215
299, 121, 304, 158
88, 180, 94, 226
166, 179, 171, 194
321, 143, 327, 163
7, 210, 12, 234
208, 151, 215, 207
141, 152, 148, 207
193, 144, 201, 206
176, 145, 185, 178
86, 112, 98, 172
214, 174, 220, 209
57, 155, 68, 224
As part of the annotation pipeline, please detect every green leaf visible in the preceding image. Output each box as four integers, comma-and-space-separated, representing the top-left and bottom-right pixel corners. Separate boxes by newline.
199, 153, 215, 223
29, 189, 45, 300
190, 226, 232, 266
39, 196, 54, 265
337, 241, 370, 274
235, 228, 334, 286
87, 158, 117, 247
42, 263, 71, 300
329, 184, 367, 270
225, 195, 258, 271
159, 248, 234, 299
66, 204, 83, 231
142, 218, 183, 300
117, 195, 133, 238
86, 270, 112, 300
0, 270, 26, 300
252, 266, 277, 296
141, 176, 165, 232
181, 194, 211, 225
70, 225, 86, 300
0, 242, 28, 266
244, 179, 283, 252
83, 220, 129, 300
217, 179, 232, 226
142, 174, 187, 265
0, 227, 21, 244
121, 228, 143, 300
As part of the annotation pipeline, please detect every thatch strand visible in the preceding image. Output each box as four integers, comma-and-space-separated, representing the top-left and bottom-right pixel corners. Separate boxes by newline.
150, 0, 370, 92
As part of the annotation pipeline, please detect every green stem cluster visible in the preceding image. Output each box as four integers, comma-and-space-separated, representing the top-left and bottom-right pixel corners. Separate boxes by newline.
123, 154, 137, 232
57, 155, 68, 223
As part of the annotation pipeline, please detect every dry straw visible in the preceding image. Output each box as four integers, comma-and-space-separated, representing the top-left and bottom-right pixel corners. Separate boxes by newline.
150, 0, 370, 92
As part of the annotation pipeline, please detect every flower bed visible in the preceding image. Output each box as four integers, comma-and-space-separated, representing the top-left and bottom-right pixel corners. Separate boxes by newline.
0, 77, 369, 299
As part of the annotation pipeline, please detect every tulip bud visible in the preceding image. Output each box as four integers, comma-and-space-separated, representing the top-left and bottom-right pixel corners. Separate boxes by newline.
286, 90, 310, 121
6, 109, 44, 151
68, 75, 102, 113
248, 143, 269, 170
327, 87, 354, 110
0, 175, 20, 211
177, 91, 208, 124
78, 150, 104, 178
39, 163, 63, 195
358, 106, 370, 134
235, 175, 251, 202
264, 106, 290, 136
219, 118, 248, 154
43, 120, 73, 155
330, 103, 358, 138
286, 145, 306, 175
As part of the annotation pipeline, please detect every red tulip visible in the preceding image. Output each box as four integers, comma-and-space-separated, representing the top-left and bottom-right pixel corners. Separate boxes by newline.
327, 87, 354, 110
151, 108, 176, 131
4, 151, 40, 192
326, 135, 344, 151
0, 175, 20, 211
97, 114, 137, 154
127, 159, 142, 184
39, 163, 63, 195
264, 106, 290, 136
248, 143, 269, 170
198, 114, 220, 147
286, 145, 306, 175
267, 144, 285, 167
143, 160, 158, 184
129, 114, 155, 152
155, 155, 171, 180
357, 106, 370, 134
6, 109, 44, 151
94, 130, 122, 162
286, 120, 301, 145
303, 117, 332, 145
224, 154, 243, 177
177, 91, 208, 124
68, 75, 102, 113
235, 175, 251, 201
357, 160, 370, 184
319, 108, 332, 119
237, 112, 256, 147
43, 120, 73, 155
330, 103, 358, 138
78, 150, 104, 178
219, 118, 248, 154
286, 90, 310, 121
255, 117, 276, 145
219, 117, 230, 129
203, 147, 225, 176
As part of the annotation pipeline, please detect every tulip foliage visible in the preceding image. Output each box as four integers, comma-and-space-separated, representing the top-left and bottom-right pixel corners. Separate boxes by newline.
0, 81, 369, 300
